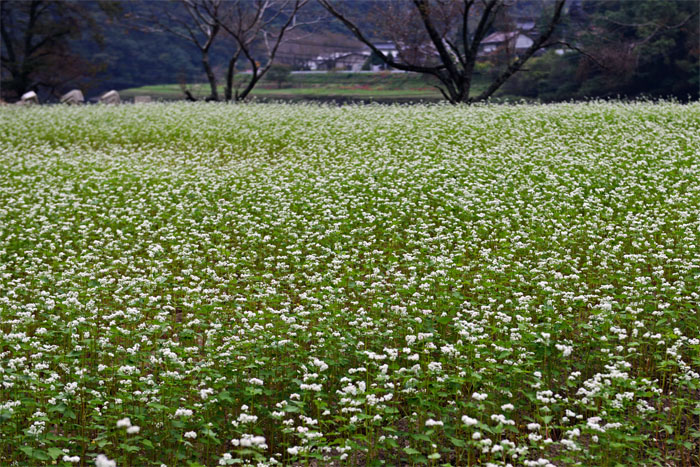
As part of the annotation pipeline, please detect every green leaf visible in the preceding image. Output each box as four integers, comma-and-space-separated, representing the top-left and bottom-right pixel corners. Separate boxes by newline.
437, 316, 451, 325
403, 447, 421, 456
449, 437, 466, 447
120, 443, 140, 453
384, 438, 399, 448
29, 448, 50, 461
49, 403, 67, 414
47, 447, 65, 460
64, 407, 77, 419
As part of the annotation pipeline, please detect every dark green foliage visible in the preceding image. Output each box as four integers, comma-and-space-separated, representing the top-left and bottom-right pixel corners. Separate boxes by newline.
578, 0, 699, 99
265, 64, 293, 89
501, 0, 699, 101
0, 0, 119, 100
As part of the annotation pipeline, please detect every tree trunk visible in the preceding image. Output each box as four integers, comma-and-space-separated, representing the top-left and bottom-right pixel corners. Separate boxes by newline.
225, 56, 236, 101
202, 53, 218, 101
236, 73, 260, 101
184, 90, 197, 102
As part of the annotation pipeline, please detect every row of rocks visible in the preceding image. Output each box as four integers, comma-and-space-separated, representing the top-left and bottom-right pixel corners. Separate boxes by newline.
14, 90, 152, 105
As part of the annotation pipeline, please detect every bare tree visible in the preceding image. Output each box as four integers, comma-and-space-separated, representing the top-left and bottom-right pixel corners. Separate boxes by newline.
137, 0, 222, 101
219, 0, 309, 101
318, 0, 567, 103
1, 0, 116, 101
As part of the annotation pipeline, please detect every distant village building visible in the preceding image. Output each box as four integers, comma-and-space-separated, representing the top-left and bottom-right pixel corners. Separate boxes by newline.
479, 31, 534, 55
515, 20, 535, 31
304, 27, 540, 71
373, 43, 399, 59
308, 51, 369, 72
305, 43, 401, 72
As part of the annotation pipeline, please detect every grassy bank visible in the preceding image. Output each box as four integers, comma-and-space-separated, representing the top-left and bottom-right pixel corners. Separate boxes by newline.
120, 72, 489, 102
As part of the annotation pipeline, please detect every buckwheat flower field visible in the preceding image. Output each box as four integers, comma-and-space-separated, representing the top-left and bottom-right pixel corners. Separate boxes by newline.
1, 102, 699, 466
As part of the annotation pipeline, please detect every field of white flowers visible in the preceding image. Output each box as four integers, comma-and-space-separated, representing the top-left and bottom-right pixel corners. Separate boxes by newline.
1, 102, 699, 466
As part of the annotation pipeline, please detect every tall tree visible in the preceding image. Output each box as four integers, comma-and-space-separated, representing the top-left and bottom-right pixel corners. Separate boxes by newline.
137, 0, 223, 101
0, 0, 116, 101
318, 0, 567, 104
219, 0, 309, 101
131, 0, 307, 102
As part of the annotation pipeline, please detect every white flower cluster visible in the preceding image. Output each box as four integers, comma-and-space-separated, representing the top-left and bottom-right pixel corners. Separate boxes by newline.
1, 101, 698, 465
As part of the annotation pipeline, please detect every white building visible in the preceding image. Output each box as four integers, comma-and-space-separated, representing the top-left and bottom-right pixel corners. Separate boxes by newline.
306, 51, 369, 71
480, 31, 534, 55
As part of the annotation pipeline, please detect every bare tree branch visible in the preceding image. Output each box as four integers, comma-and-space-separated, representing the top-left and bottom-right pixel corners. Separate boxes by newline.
318, 0, 446, 75
475, 0, 566, 101
218, 0, 310, 101
319, 0, 568, 104
135, 0, 222, 100
548, 40, 610, 71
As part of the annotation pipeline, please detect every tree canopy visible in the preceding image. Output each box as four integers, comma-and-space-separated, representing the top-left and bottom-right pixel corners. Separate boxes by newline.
1, 0, 119, 100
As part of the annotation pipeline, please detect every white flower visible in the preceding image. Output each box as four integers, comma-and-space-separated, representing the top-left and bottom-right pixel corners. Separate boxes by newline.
312, 358, 328, 371
95, 454, 116, 467
462, 415, 478, 426
127, 425, 140, 434
425, 418, 443, 427
175, 408, 193, 417
184, 431, 197, 439
232, 434, 267, 448
116, 417, 131, 428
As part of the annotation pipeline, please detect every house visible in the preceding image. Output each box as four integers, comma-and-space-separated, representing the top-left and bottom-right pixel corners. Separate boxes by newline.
303, 41, 434, 72
305, 43, 400, 72
479, 31, 534, 55
515, 20, 535, 31
373, 43, 399, 59
307, 51, 369, 72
